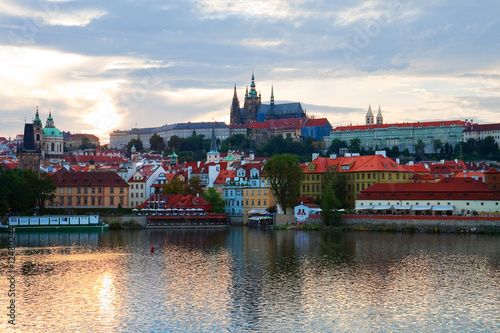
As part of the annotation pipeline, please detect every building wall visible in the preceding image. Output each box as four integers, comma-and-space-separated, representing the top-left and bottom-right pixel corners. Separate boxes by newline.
330, 123, 465, 153
355, 198, 500, 215
52, 185, 129, 208
242, 187, 274, 224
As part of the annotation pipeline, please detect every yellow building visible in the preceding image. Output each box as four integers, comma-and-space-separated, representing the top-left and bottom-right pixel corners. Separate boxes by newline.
242, 186, 275, 224
49, 168, 129, 208
301, 154, 411, 207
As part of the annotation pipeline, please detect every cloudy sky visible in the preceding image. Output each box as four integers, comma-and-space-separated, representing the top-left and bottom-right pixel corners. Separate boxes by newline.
1, 0, 499, 143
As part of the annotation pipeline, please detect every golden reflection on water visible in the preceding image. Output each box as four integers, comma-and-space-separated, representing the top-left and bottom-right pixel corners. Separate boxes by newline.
0, 230, 499, 332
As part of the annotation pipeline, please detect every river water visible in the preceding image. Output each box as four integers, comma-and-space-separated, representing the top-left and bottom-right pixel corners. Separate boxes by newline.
0, 227, 499, 332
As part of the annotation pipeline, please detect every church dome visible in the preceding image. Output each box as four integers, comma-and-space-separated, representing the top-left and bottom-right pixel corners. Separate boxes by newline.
43, 127, 63, 137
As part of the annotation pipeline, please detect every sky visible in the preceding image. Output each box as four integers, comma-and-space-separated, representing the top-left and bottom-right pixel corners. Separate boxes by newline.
1, 0, 499, 144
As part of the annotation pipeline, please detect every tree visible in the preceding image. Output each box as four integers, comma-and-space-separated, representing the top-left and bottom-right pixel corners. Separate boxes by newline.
0, 168, 55, 215
162, 177, 186, 194
168, 135, 183, 151
349, 138, 361, 153
202, 187, 225, 213
321, 179, 342, 226
432, 139, 443, 154
263, 153, 303, 214
415, 139, 425, 156
78, 136, 96, 150
463, 138, 477, 154
184, 176, 204, 196
478, 136, 498, 155
327, 139, 348, 156
127, 138, 143, 156
25, 171, 56, 214
390, 146, 400, 158
149, 133, 166, 152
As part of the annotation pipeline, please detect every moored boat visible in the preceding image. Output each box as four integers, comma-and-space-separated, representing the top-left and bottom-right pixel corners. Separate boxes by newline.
5, 215, 109, 231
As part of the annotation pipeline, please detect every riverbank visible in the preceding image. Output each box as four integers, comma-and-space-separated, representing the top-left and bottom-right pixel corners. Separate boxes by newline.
272, 214, 500, 234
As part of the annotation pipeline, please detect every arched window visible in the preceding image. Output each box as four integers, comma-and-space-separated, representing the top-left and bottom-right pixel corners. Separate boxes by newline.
51, 143, 55, 151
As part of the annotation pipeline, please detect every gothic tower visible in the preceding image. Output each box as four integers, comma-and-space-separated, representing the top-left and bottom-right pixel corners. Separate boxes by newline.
376, 105, 383, 125
243, 72, 261, 124
270, 85, 275, 106
366, 104, 374, 125
230, 85, 241, 125
33, 106, 43, 150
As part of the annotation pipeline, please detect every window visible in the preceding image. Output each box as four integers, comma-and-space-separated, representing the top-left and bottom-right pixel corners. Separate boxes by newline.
77, 188, 81, 194
362, 173, 365, 179
67, 197, 72, 205
356, 174, 360, 180
60, 188, 64, 194
91, 188, 95, 194
98, 197, 102, 205
84, 197, 88, 205
77, 197, 81, 205
98, 188, 102, 194
264, 190, 267, 196
110, 197, 114, 205
120, 197, 124, 204
120, 188, 124, 194
251, 200, 254, 206
140, 184, 143, 189
91, 197, 95, 205
258, 190, 261, 196
396, 174, 400, 180
60, 196, 64, 205
84, 188, 88, 194
110, 188, 114, 194
382, 173, 385, 180
258, 200, 261, 206
264, 200, 267, 206
68, 188, 72, 194
367, 173, 371, 179
246, 200, 249, 206
373, 173, 376, 179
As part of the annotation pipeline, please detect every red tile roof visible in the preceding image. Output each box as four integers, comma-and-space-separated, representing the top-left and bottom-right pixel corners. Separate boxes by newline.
304, 155, 409, 173
51, 168, 129, 187
333, 120, 466, 132
358, 178, 498, 201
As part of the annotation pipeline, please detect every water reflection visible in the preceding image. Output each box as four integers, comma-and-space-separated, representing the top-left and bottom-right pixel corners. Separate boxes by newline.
0, 228, 498, 332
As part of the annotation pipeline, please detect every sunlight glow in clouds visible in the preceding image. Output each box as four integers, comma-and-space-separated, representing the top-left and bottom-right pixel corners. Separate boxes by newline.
0, 0, 499, 142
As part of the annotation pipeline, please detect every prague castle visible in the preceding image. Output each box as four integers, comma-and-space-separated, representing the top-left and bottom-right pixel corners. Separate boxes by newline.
230, 72, 306, 125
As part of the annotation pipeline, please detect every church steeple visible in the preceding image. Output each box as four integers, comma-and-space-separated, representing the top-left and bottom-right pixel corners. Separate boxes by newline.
366, 104, 374, 125
230, 84, 241, 125
376, 105, 383, 125
33, 106, 42, 128
248, 71, 258, 98
270, 85, 274, 106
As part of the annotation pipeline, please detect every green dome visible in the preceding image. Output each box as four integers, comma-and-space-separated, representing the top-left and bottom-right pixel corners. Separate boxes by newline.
43, 127, 63, 137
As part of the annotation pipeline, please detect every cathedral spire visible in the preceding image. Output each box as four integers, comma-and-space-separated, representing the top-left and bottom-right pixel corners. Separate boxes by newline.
366, 104, 374, 125
270, 85, 274, 106
376, 105, 383, 125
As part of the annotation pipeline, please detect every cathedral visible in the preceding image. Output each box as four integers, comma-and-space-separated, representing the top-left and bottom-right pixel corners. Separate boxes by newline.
18, 107, 64, 170
230, 73, 306, 125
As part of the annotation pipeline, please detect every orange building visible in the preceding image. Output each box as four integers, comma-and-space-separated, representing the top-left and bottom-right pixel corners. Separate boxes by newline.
49, 168, 129, 208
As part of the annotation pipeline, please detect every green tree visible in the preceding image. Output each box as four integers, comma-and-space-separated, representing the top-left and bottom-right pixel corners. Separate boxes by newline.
432, 139, 443, 154
264, 153, 303, 214
25, 171, 56, 214
78, 136, 96, 150
415, 139, 426, 156
321, 178, 342, 226
478, 136, 498, 155
162, 177, 186, 194
349, 138, 361, 153
168, 135, 184, 151
149, 133, 166, 152
327, 139, 348, 156
184, 176, 204, 196
390, 146, 400, 158
202, 187, 226, 213
0, 168, 55, 215
127, 138, 143, 156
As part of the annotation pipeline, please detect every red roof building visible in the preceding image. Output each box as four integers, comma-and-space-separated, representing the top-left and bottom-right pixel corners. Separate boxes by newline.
49, 168, 129, 208
356, 177, 500, 215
